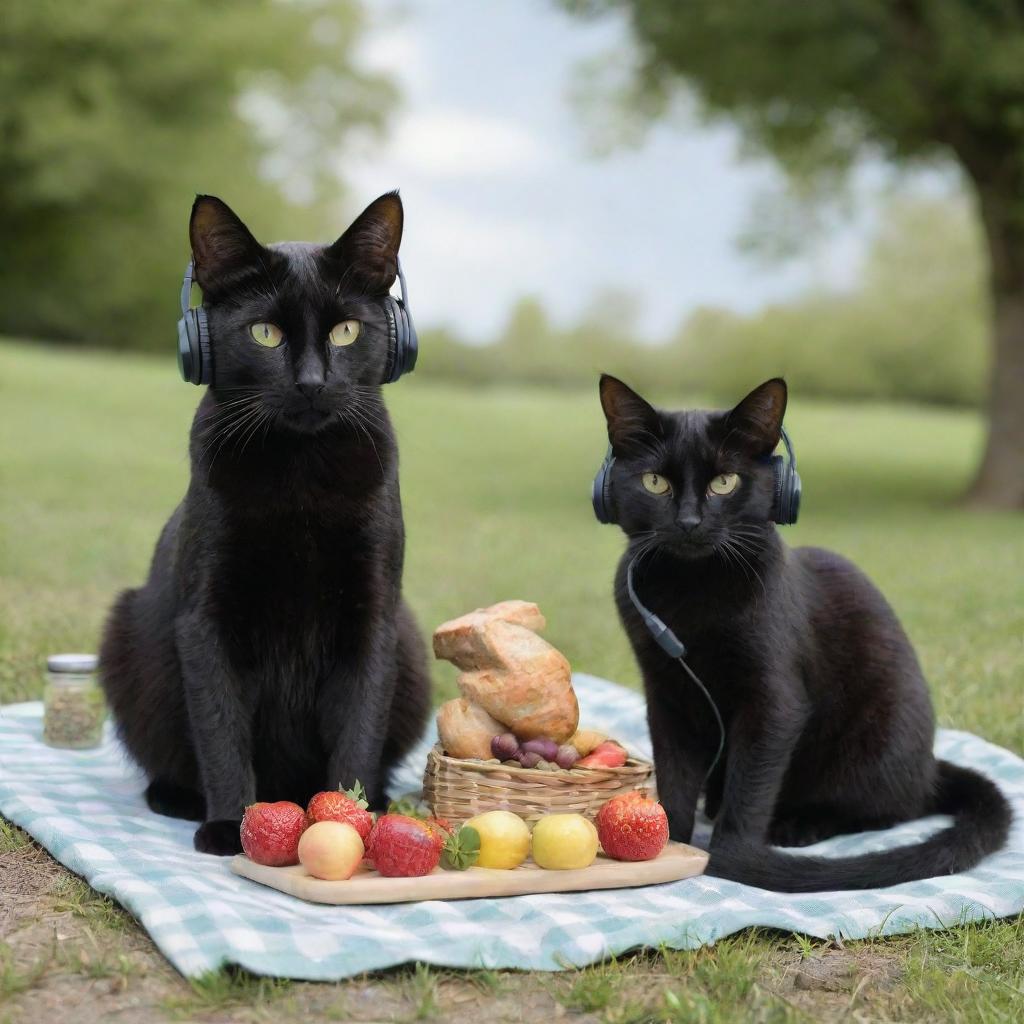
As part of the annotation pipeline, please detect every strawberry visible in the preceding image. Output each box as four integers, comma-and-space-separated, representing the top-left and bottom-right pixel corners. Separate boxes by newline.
240, 801, 308, 867
306, 781, 374, 843
596, 792, 669, 861
576, 740, 628, 769
366, 814, 443, 877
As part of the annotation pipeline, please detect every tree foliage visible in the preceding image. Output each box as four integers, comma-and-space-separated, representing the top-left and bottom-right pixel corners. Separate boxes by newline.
0, 0, 394, 348
560, 0, 1024, 506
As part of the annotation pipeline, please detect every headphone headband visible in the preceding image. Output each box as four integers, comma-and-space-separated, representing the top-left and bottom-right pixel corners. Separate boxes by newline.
176, 256, 418, 387
591, 419, 801, 526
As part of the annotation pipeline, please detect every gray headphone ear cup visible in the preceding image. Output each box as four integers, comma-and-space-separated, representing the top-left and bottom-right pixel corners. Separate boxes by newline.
381, 296, 419, 384
193, 306, 212, 385
773, 460, 801, 525
592, 455, 616, 524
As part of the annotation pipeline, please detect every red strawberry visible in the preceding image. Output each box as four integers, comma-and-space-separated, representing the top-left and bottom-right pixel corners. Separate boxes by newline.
366, 814, 443, 877
425, 816, 453, 851
240, 801, 308, 867
596, 792, 669, 861
306, 782, 374, 843
577, 740, 628, 769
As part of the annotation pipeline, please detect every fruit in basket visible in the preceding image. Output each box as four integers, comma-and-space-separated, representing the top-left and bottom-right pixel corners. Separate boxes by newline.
531, 813, 599, 870
516, 749, 542, 768
306, 781, 374, 842
240, 801, 308, 867
576, 740, 628, 769
367, 814, 443, 877
521, 737, 559, 761
433, 601, 579, 743
437, 698, 506, 759
298, 821, 365, 880
463, 810, 532, 869
596, 793, 669, 861
555, 743, 580, 769
569, 729, 607, 756
491, 732, 520, 760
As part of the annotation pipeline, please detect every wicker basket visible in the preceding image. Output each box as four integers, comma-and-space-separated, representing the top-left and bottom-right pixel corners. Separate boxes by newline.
422, 744, 654, 826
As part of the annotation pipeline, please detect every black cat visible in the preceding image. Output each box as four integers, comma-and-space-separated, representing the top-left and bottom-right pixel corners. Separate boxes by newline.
598, 374, 1010, 891
99, 192, 431, 855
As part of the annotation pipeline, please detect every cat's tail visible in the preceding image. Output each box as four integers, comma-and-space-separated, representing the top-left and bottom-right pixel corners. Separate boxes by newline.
705, 761, 1012, 893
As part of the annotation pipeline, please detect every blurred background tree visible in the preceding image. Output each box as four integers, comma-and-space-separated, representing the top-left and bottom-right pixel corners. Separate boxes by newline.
559, 0, 1024, 508
0, 0, 393, 350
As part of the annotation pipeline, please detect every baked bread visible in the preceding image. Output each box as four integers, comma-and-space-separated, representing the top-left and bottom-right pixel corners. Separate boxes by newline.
433, 601, 578, 743
436, 698, 505, 760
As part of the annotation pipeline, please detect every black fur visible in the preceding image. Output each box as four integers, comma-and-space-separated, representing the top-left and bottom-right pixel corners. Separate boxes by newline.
99, 193, 431, 855
599, 374, 1011, 891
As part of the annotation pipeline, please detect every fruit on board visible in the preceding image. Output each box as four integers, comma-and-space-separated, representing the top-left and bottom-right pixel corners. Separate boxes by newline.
240, 801, 308, 867
568, 729, 607, 756
433, 601, 579, 742
441, 825, 481, 870
437, 697, 505, 759
367, 814, 443, 877
576, 740, 628, 769
531, 813, 599, 870
306, 781, 374, 842
595, 792, 669, 862
298, 821, 365, 880
463, 810, 532, 869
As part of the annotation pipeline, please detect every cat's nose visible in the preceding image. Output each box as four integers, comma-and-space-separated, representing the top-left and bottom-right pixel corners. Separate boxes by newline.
295, 382, 325, 403
677, 514, 701, 533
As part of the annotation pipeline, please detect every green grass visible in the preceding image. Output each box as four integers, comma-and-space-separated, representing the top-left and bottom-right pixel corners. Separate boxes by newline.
1, 338, 1020, 748
0, 338, 1022, 1021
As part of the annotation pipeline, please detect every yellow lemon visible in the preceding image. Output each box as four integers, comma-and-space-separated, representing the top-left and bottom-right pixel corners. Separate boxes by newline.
463, 810, 531, 869
531, 813, 599, 870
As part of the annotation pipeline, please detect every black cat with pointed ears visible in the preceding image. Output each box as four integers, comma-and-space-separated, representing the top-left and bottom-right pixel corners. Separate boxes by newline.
597, 374, 1010, 891
98, 192, 431, 855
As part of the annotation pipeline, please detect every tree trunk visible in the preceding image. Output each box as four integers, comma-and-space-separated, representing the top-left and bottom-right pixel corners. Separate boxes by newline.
966, 186, 1024, 509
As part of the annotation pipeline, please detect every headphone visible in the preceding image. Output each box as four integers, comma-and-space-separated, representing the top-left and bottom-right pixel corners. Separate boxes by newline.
176, 257, 419, 387
592, 424, 801, 527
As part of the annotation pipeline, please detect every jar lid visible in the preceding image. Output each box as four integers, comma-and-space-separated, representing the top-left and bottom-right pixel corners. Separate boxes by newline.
47, 653, 99, 674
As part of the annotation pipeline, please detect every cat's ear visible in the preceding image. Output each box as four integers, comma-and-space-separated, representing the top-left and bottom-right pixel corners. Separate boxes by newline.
726, 378, 787, 456
599, 374, 662, 454
327, 191, 403, 294
189, 195, 265, 295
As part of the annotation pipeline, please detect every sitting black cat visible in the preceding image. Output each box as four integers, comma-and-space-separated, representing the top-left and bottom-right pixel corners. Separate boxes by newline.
99, 192, 430, 855
597, 374, 1010, 891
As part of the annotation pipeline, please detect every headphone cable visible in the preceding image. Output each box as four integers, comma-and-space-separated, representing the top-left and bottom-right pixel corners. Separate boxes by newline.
626, 555, 726, 788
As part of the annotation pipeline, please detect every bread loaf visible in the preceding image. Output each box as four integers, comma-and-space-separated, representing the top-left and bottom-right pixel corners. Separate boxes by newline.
433, 601, 579, 743
436, 698, 505, 760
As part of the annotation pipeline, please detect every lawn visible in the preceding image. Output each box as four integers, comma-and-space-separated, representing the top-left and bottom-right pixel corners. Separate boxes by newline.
0, 338, 1022, 1022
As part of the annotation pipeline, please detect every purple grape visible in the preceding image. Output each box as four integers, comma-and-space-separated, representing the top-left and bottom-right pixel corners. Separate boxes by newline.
491, 732, 520, 760
555, 743, 579, 769
516, 750, 542, 769
521, 738, 559, 761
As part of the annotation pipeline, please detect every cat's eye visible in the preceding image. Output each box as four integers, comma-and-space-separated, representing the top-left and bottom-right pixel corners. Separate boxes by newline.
329, 320, 362, 347
642, 472, 671, 496
708, 473, 739, 496
249, 322, 283, 348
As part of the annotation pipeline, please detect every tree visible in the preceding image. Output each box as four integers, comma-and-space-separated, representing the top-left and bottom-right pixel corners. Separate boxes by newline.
561, 0, 1024, 508
0, 0, 394, 349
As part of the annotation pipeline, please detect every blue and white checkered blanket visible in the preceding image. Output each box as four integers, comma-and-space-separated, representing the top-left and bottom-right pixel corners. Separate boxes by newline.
1, 674, 1021, 979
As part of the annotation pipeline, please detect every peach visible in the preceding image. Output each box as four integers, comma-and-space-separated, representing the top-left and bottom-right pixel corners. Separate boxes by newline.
297, 820, 364, 881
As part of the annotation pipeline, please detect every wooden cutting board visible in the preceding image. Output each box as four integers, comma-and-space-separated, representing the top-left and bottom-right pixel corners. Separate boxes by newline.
230, 841, 708, 906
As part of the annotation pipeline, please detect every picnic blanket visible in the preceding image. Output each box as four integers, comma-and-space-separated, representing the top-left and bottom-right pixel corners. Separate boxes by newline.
1, 674, 1022, 980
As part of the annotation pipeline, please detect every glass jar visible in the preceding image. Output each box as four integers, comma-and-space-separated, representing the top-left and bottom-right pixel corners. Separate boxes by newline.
42, 653, 105, 749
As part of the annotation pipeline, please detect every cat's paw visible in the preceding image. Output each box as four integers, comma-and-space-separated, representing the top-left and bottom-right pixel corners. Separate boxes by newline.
193, 819, 243, 856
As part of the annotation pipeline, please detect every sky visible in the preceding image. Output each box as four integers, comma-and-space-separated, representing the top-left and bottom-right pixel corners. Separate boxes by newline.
341, 0, 909, 343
